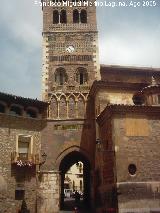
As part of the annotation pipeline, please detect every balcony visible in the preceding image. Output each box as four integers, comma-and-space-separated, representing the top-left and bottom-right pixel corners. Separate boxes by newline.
11, 152, 40, 168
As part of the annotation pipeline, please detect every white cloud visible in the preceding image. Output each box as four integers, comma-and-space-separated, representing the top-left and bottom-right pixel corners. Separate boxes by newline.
99, 29, 160, 67
0, 0, 41, 48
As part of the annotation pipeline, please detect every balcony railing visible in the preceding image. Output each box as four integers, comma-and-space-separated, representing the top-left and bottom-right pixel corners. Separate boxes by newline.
11, 152, 40, 167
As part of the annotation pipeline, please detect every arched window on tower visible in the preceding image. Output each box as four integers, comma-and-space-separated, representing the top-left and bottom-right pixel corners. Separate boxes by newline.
73, 9, 79, 23
60, 10, 67, 23
80, 10, 87, 23
53, 10, 59, 24
55, 68, 68, 85
76, 67, 88, 85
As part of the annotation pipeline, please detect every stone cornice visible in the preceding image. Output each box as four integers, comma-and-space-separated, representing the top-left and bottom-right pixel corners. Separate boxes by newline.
89, 81, 147, 98
97, 105, 160, 126
142, 84, 160, 94
100, 64, 160, 74
0, 91, 48, 109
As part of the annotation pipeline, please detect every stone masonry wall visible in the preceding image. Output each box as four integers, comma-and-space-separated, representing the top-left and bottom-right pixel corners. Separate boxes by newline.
0, 113, 46, 213
95, 88, 137, 116
113, 114, 160, 212
37, 171, 60, 213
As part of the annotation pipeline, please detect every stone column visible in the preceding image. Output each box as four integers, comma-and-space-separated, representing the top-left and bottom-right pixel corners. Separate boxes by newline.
36, 171, 60, 213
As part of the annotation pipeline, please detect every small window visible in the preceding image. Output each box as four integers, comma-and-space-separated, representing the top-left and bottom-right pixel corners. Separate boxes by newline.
0, 103, 5, 113
128, 164, 137, 176
15, 190, 25, 200
10, 105, 22, 116
53, 10, 59, 24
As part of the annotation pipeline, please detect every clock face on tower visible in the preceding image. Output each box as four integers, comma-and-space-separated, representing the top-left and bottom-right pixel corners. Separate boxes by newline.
66, 45, 75, 53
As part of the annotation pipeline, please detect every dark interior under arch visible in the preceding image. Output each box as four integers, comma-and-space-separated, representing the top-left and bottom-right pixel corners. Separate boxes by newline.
59, 151, 91, 211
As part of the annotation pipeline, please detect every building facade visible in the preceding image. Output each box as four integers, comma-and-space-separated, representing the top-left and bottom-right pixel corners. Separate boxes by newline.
0, 1, 160, 213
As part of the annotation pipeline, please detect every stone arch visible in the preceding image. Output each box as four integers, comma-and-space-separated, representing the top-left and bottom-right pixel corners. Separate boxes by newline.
55, 145, 91, 168
53, 10, 59, 24
56, 147, 91, 210
68, 95, 76, 119
80, 9, 87, 23
59, 95, 67, 119
73, 9, 79, 23
55, 67, 68, 85
50, 95, 58, 119
77, 95, 85, 118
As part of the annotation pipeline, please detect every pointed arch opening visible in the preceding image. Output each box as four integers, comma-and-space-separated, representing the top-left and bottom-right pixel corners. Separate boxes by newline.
80, 10, 87, 23
73, 9, 79, 23
59, 151, 91, 210
53, 10, 59, 24
60, 10, 67, 23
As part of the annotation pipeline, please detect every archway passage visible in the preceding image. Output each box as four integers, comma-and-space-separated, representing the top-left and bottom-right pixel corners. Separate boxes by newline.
59, 151, 91, 211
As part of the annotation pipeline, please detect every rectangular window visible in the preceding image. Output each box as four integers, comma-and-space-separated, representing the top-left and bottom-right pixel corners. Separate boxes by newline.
17, 135, 32, 160
15, 190, 25, 200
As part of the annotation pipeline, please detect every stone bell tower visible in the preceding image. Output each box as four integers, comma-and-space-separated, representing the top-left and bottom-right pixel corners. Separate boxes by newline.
42, 0, 100, 119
